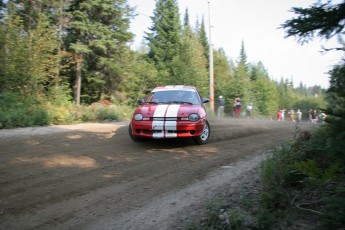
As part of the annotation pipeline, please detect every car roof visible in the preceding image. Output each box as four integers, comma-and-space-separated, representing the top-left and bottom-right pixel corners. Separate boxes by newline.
152, 85, 197, 92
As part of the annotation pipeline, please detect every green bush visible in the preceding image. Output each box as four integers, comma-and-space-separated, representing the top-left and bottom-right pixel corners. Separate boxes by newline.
184, 199, 229, 230
228, 210, 244, 229
0, 91, 132, 129
320, 195, 345, 229
257, 124, 345, 229
0, 93, 50, 129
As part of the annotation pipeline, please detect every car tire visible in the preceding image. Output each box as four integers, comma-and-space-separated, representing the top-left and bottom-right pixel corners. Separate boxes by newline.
128, 124, 145, 142
193, 120, 210, 145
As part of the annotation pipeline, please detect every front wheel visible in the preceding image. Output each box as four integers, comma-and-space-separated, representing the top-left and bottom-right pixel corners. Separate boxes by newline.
193, 120, 210, 145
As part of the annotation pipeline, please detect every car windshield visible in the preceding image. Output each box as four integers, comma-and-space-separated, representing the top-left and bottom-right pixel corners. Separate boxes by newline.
147, 90, 201, 105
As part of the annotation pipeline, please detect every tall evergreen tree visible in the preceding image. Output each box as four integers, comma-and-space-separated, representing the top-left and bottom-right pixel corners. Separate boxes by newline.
296, 82, 308, 96
0, 2, 60, 97
119, 52, 158, 105
146, 0, 181, 83
197, 16, 209, 68
250, 61, 267, 82
213, 48, 233, 102
281, 1, 345, 50
171, 15, 208, 95
0, 0, 5, 21
183, 7, 189, 27
230, 40, 251, 105
276, 78, 299, 110
251, 62, 279, 117
64, 0, 134, 104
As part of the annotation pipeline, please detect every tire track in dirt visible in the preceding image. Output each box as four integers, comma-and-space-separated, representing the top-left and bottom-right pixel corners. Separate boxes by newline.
0, 119, 311, 229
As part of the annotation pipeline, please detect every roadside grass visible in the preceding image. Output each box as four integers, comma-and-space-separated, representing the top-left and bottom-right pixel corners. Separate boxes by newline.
0, 99, 132, 129
184, 124, 345, 229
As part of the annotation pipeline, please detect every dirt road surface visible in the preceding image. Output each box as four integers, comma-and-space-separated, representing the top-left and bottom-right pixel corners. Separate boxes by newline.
0, 119, 312, 230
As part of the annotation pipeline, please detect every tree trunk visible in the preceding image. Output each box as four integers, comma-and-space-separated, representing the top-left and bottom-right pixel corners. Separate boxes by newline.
74, 53, 83, 105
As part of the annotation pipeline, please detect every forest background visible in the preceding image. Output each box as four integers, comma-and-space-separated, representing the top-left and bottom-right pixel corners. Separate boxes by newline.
1, 1, 345, 228
0, 0, 335, 128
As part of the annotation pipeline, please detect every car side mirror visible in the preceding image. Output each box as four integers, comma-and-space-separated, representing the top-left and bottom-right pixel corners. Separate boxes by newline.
137, 99, 145, 105
202, 98, 209, 103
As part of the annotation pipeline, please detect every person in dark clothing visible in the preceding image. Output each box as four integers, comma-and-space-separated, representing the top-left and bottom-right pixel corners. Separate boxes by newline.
217, 96, 225, 119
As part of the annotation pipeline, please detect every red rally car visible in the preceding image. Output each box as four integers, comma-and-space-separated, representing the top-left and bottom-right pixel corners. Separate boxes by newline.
129, 85, 211, 144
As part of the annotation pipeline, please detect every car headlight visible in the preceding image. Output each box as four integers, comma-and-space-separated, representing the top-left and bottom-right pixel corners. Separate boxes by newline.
188, 113, 200, 121
134, 113, 143, 121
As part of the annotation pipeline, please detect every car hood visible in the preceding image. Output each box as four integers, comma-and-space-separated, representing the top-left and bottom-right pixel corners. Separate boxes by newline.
134, 104, 203, 118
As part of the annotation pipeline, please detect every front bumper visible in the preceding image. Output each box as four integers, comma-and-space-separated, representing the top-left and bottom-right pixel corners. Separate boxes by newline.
130, 118, 207, 139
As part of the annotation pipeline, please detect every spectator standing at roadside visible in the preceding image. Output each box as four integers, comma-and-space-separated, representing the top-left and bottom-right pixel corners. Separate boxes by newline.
217, 96, 225, 119
319, 112, 327, 123
308, 109, 313, 123
288, 108, 295, 122
234, 97, 242, 117
246, 103, 253, 118
280, 108, 286, 121
311, 109, 318, 123
277, 110, 281, 121
296, 109, 302, 123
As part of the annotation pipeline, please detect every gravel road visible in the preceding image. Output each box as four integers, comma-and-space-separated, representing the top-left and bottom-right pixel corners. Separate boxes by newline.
0, 118, 310, 229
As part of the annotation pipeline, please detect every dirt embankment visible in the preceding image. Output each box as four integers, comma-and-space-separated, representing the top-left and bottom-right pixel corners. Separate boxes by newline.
0, 119, 313, 230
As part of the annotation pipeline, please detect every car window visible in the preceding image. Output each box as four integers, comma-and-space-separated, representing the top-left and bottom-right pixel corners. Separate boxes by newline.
148, 90, 201, 105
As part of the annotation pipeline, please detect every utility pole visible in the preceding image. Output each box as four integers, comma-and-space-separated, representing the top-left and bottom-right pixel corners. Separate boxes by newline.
208, 1, 214, 112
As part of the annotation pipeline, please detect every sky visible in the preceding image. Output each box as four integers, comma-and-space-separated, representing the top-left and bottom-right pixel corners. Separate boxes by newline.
127, 0, 343, 88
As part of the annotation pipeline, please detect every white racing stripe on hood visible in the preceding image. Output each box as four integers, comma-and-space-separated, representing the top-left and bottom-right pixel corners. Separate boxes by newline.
165, 104, 179, 138
152, 105, 168, 138
152, 104, 180, 138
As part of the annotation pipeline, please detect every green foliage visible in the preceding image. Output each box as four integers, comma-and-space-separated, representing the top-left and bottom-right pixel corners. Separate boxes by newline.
185, 199, 229, 230
281, 1, 345, 45
260, 149, 291, 208
146, 0, 182, 83
289, 159, 339, 187
197, 17, 209, 67
325, 62, 345, 148
229, 41, 251, 104
0, 15, 32, 92
0, 92, 49, 129
46, 104, 74, 125
293, 96, 326, 120
276, 78, 300, 110
119, 52, 159, 106
228, 210, 244, 229
320, 194, 345, 229
213, 48, 233, 102
171, 25, 208, 95
258, 122, 345, 228
0, 91, 132, 128
251, 65, 279, 117
80, 105, 118, 122
187, 1, 345, 229
0, 0, 338, 129
64, 0, 134, 104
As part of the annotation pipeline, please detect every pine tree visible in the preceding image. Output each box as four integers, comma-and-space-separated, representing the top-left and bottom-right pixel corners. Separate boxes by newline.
276, 78, 299, 110
281, 1, 345, 49
64, 0, 134, 104
251, 62, 279, 117
0, 1, 60, 97
0, 0, 5, 21
213, 48, 233, 101
230, 41, 251, 105
183, 8, 189, 27
171, 14, 208, 95
146, 0, 182, 84
119, 52, 158, 105
197, 16, 209, 68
